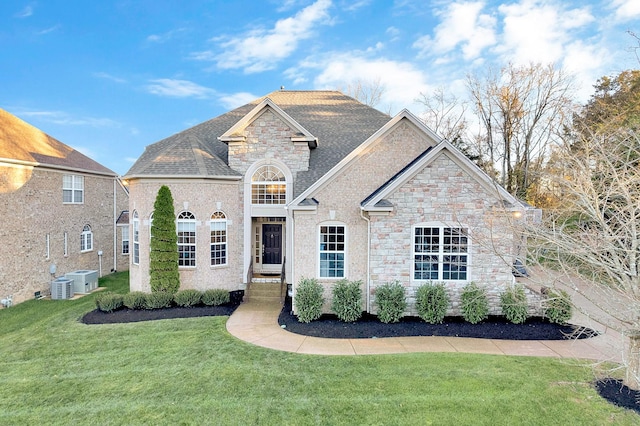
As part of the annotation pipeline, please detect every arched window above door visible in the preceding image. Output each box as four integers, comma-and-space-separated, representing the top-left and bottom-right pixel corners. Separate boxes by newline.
251, 165, 286, 204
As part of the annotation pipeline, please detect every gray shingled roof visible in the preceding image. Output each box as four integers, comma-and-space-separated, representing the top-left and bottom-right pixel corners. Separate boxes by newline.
0, 108, 116, 176
125, 91, 391, 197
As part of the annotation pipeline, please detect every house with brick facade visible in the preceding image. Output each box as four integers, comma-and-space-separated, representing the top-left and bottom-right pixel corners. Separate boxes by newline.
0, 108, 129, 306
125, 90, 527, 315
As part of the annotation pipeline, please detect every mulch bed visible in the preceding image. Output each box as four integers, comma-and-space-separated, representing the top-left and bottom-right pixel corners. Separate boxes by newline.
278, 310, 597, 340
81, 304, 239, 324
595, 379, 640, 414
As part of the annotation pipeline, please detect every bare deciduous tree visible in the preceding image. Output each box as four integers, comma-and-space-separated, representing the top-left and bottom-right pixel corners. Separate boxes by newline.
526, 127, 640, 389
467, 63, 574, 200
340, 77, 386, 108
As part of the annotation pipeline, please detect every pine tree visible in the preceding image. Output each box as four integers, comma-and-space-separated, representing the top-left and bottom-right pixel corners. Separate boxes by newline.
149, 185, 180, 294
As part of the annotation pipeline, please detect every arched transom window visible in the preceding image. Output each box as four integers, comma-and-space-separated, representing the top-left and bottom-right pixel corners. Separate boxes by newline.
251, 165, 286, 205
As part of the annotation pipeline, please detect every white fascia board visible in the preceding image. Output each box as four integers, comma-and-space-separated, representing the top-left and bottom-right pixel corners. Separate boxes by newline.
218, 98, 316, 145
291, 109, 442, 206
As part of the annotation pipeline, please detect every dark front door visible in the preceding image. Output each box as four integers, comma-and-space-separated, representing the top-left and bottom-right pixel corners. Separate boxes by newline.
262, 224, 282, 265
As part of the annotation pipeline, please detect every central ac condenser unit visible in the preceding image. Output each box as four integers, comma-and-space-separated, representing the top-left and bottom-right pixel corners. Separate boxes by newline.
51, 277, 73, 300
65, 270, 98, 294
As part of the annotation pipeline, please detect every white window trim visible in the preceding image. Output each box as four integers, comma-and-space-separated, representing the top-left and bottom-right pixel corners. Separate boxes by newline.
63, 174, 84, 204
412, 223, 470, 282
81, 224, 93, 253
63, 232, 68, 257
121, 226, 130, 255
45, 234, 50, 259
210, 211, 228, 267
132, 211, 140, 265
177, 211, 197, 268
318, 222, 347, 279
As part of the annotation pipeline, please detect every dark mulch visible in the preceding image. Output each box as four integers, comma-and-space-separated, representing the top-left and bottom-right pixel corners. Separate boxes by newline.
595, 379, 640, 414
81, 303, 239, 324
278, 309, 597, 340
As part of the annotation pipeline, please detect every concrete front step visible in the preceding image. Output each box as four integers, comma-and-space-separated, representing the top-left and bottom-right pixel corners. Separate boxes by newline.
248, 281, 283, 302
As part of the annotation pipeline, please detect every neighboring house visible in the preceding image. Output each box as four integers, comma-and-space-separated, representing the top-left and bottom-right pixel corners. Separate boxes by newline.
0, 108, 129, 305
125, 91, 528, 315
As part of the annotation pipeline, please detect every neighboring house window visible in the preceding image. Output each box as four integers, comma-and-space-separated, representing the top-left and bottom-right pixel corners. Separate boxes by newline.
121, 226, 130, 255
81, 224, 93, 252
210, 211, 227, 266
319, 224, 346, 278
63, 175, 84, 204
132, 211, 139, 265
251, 165, 286, 204
177, 211, 196, 267
414, 226, 468, 281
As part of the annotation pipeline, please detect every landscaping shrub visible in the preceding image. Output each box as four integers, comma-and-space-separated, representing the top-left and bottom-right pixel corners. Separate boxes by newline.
500, 284, 529, 324
543, 289, 572, 324
123, 291, 147, 310
144, 291, 174, 310
295, 277, 324, 323
415, 282, 449, 324
331, 279, 363, 323
174, 289, 202, 307
374, 281, 407, 323
201, 289, 230, 306
95, 292, 123, 313
460, 282, 489, 324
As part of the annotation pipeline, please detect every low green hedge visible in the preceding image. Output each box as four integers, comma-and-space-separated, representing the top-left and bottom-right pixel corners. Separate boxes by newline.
500, 285, 529, 324
374, 281, 407, 323
201, 289, 230, 306
95, 292, 123, 313
123, 291, 147, 310
174, 289, 202, 307
331, 279, 363, 323
460, 282, 489, 324
415, 282, 449, 324
543, 289, 572, 324
295, 277, 324, 323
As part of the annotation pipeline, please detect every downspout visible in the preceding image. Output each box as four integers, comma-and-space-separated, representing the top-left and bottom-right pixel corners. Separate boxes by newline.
113, 178, 117, 273
360, 208, 371, 312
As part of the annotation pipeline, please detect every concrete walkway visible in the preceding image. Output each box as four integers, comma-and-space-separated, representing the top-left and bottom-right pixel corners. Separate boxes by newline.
226, 296, 626, 362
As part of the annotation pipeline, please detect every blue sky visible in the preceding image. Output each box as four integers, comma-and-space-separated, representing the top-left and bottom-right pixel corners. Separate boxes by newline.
2, 0, 638, 175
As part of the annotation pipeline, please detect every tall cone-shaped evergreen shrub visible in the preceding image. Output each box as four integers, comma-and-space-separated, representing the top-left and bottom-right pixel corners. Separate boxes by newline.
149, 185, 180, 294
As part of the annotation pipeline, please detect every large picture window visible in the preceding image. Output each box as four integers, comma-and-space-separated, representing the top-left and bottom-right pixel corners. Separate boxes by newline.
251, 165, 286, 204
414, 226, 468, 281
63, 175, 84, 204
177, 211, 196, 267
319, 224, 345, 278
210, 211, 227, 266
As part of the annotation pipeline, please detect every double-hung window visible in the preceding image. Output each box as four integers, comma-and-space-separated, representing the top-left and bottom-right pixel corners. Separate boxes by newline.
210, 211, 227, 266
63, 175, 84, 203
121, 226, 130, 255
81, 224, 93, 252
414, 226, 468, 281
132, 211, 139, 265
177, 211, 196, 267
319, 224, 346, 278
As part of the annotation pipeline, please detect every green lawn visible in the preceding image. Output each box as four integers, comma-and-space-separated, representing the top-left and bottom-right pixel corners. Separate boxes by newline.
0, 272, 637, 425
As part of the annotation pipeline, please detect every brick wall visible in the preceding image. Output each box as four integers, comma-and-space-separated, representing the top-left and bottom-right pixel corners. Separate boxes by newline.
0, 163, 128, 305
127, 179, 244, 293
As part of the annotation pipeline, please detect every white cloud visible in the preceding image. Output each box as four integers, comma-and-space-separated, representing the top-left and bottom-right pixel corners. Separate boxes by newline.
344, 0, 372, 12
612, 0, 640, 21
36, 24, 61, 35
17, 110, 118, 127
194, 0, 332, 73
146, 28, 186, 43
15, 5, 33, 18
295, 52, 432, 114
218, 92, 259, 109
93, 72, 127, 84
496, 0, 594, 65
413, 1, 496, 61
145, 79, 216, 98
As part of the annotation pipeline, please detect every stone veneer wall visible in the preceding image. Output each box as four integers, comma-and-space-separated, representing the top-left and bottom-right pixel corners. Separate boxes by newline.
292, 120, 435, 313
227, 109, 310, 177
0, 164, 128, 305
128, 179, 244, 293
367, 152, 542, 316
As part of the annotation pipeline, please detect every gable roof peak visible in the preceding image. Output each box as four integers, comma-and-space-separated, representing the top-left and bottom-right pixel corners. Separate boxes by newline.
218, 97, 318, 148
